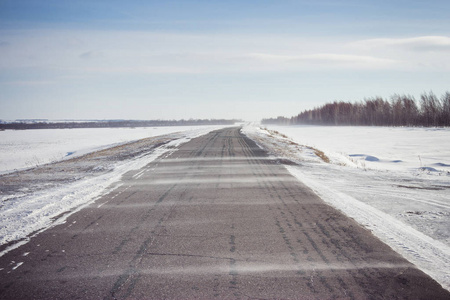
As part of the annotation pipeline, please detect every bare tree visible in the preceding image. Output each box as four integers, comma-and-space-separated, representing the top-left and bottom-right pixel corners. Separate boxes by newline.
262, 91, 449, 127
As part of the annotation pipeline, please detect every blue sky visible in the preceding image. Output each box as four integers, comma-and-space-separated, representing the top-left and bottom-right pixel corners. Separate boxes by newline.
1, 1, 449, 121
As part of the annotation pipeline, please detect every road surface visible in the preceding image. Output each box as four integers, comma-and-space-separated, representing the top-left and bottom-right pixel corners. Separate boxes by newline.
1, 127, 449, 299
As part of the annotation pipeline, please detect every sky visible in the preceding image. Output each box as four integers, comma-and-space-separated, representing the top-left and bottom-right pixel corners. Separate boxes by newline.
0, 0, 449, 121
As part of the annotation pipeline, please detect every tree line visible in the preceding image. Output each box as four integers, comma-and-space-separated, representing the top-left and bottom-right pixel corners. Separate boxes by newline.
262, 92, 450, 127
0, 119, 238, 130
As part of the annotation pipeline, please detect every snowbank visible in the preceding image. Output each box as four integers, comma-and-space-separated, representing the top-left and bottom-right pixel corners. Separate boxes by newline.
262, 125, 450, 174
242, 123, 450, 291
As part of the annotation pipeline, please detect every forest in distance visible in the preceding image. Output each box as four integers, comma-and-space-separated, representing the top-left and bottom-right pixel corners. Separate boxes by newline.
263, 91, 450, 127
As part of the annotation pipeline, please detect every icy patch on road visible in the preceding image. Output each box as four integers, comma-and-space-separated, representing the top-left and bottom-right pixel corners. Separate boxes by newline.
242, 123, 450, 291
0, 125, 230, 255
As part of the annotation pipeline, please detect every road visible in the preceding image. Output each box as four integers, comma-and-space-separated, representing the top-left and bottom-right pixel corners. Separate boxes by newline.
1, 127, 449, 299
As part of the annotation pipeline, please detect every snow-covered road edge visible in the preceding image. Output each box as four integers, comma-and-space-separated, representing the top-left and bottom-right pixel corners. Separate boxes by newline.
286, 166, 450, 291
0, 127, 223, 256
241, 124, 450, 291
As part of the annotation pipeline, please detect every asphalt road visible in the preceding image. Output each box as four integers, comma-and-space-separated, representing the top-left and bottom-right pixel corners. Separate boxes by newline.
1, 127, 449, 299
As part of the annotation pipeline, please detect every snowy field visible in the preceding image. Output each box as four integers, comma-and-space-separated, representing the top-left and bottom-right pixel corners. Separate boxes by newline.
242, 124, 450, 291
0, 126, 222, 174
1, 124, 449, 291
262, 125, 450, 174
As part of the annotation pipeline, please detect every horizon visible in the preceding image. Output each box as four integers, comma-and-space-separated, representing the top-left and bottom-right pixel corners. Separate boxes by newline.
1, 1, 449, 121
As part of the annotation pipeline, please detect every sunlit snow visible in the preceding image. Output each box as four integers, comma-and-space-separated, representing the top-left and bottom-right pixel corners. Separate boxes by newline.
0, 126, 220, 174
242, 124, 450, 291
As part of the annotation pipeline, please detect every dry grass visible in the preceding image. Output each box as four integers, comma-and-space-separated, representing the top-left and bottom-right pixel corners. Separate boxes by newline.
310, 147, 330, 163
261, 127, 331, 164
265, 128, 289, 139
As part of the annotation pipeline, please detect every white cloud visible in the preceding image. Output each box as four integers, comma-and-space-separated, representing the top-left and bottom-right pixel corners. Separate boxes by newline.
347, 36, 450, 70
247, 53, 398, 68
82, 66, 201, 75
352, 36, 450, 52
1, 30, 449, 77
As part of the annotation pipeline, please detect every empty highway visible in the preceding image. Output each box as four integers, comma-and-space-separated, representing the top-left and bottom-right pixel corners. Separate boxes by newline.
1, 127, 449, 299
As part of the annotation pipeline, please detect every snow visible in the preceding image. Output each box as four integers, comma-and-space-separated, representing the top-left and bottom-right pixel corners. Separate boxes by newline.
258, 125, 450, 174
0, 126, 217, 175
242, 124, 450, 291
0, 125, 231, 256
1, 123, 449, 290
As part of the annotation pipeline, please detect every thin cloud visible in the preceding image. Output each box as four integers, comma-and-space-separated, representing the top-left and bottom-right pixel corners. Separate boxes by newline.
247, 53, 398, 68
1, 81, 56, 86
81, 66, 201, 75
352, 36, 450, 52
1, 29, 446, 76
79, 51, 104, 59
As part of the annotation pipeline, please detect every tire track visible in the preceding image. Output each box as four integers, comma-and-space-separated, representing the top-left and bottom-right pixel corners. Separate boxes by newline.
1, 127, 449, 300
